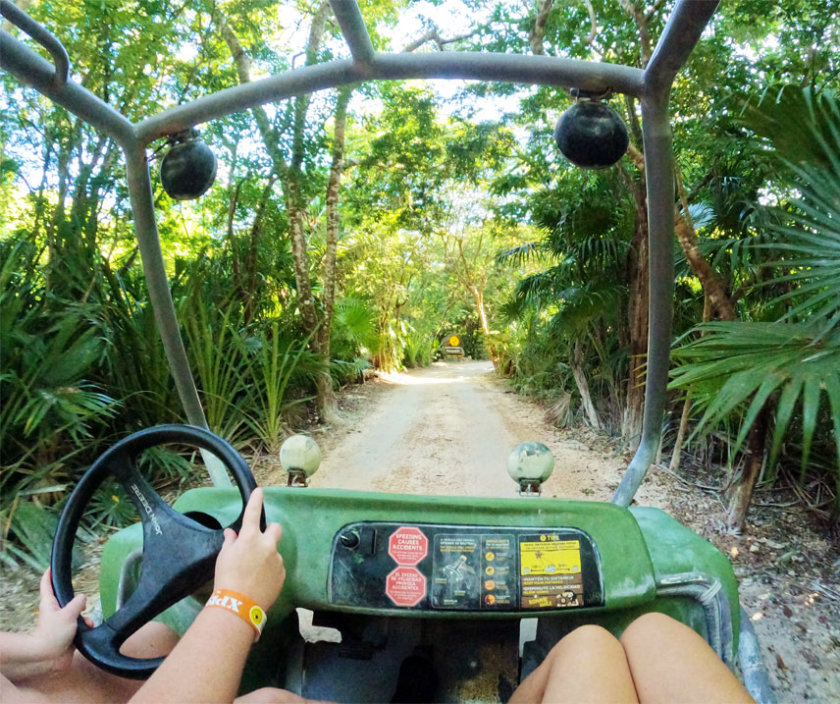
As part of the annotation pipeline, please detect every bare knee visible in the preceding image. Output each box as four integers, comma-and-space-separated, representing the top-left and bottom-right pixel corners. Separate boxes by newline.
620, 612, 681, 648
234, 687, 308, 703
566, 623, 619, 644
548, 624, 620, 661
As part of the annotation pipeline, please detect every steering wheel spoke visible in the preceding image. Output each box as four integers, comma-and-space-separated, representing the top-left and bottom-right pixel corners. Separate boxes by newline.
105, 525, 221, 628
51, 425, 257, 679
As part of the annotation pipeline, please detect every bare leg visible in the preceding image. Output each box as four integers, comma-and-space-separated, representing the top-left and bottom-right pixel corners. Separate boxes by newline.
234, 687, 330, 703
11, 622, 179, 704
620, 613, 754, 704
510, 625, 639, 704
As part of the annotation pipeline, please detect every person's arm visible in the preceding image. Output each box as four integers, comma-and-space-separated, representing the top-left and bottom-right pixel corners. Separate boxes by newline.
0, 569, 91, 682
129, 487, 285, 704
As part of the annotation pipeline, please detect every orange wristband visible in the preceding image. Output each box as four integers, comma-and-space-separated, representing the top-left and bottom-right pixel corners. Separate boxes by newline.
205, 588, 266, 641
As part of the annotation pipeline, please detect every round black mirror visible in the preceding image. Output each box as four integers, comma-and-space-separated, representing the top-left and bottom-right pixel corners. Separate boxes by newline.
160, 129, 217, 200
554, 100, 629, 169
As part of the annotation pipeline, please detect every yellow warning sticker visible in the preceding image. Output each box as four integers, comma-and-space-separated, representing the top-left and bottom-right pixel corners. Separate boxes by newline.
519, 536, 585, 609
520, 539, 581, 575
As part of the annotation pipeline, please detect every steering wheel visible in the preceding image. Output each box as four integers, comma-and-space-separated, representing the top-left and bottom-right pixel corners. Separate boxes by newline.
51, 425, 257, 679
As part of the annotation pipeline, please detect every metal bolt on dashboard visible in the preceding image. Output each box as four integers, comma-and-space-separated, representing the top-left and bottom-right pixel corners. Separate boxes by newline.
339, 531, 360, 549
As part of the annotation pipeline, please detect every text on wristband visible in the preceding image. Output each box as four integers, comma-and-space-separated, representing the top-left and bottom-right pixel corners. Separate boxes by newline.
207, 592, 243, 613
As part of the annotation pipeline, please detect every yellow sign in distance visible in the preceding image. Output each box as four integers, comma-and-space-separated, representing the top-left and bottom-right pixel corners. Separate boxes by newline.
449, 335, 460, 347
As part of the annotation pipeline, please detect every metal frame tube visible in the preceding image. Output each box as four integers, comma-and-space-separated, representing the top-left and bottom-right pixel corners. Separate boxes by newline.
137, 53, 644, 146
0, 0, 68, 86
612, 0, 720, 505
739, 606, 777, 704
646, 0, 721, 94
1, 30, 133, 144
123, 146, 232, 487
612, 94, 674, 506
328, 0, 375, 66
3, 0, 718, 497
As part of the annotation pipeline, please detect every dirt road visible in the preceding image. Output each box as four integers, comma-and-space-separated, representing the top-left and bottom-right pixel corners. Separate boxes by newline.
294, 361, 839, 704
4, 360, 836, 702
305, 360, 622, 500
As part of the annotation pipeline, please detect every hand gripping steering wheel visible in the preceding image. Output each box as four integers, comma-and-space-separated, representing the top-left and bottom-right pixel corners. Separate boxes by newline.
51, 425, 258, 679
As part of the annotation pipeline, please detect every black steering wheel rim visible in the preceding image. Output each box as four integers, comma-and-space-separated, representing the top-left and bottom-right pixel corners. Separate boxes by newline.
51, 424, 257, 679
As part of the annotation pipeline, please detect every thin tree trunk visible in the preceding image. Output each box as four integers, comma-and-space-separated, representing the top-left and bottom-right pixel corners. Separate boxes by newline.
618, 0, 654, 66
668, 392, 692, 473
315, 87, 352, 422
244, 177, 277, 324
283, 0, 331, 337
227, 177, 245, 306
669, 294, 711, 472
674, 215, 737, 322
455, 238, 498, 368
469, 284, 499, 369
529, 0, 555, 55
624, 178, 649, 448
572, 341, 601, 429
217, 2, 334, 419
726, 400, 772, 531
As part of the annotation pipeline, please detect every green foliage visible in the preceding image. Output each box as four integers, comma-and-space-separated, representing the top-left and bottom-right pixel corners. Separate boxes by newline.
0, 240, 117, 477
242, 322, 322, 454
496, 170, 633, 427
671, 323, 840, 472
4, 0, 840, 565
182, 289, 251, 444
672, 86, 840, 492
745, 88, 840, 335
1, 500, 60, 573
330, 297, 379, 361
88, 481, 136, 531
403, 325, 435, 368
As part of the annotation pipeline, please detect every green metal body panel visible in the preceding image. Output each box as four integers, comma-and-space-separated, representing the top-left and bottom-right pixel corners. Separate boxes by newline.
100, 488, 738, 629
99, 488, 741, 691
631, 506, 741, 636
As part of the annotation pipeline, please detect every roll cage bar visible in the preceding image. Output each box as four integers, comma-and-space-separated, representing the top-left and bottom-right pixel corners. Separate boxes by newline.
1, 0, 720, 502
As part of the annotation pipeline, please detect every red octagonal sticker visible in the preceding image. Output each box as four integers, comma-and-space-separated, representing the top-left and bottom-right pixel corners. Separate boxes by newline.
386, 566, 427, 607
388, 526, 428, 566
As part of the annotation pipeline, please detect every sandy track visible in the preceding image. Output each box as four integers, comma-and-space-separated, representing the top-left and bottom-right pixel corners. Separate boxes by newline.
3, 360, 836, 702
306, 360, 623, 501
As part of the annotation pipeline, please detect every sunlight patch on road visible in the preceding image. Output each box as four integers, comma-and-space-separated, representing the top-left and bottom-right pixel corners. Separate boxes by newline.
379, 372, 465, 385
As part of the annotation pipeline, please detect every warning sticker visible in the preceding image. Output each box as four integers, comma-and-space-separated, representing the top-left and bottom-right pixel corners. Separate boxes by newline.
386, 566, 427, 607
521, 538, 582, 575
431, 534, 480, 609
519, 535, 584, 609
432, 533, 518, 609
480, 534, 514, 608
388, 526, 429, 566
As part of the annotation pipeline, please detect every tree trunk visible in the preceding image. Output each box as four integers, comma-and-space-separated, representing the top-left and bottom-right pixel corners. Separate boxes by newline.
469, 284, 499, 369
624, 178, 649, 448
572, 340, 601, 429
455, 236, 497, 369
668, 392, 692, 473
217, 2, 335, 420
674, 214, 737, 321
669, 294, 712, 472
315, 87, 352, 422
281, 1, 330, 337
244, 177, 277, 324
726, 400, 773, 531
528, 0, 555, 55
227, 177, 245, 307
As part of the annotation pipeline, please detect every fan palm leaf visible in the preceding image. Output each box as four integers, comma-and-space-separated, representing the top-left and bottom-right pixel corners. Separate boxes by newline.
671, 322, 840, 471
671, 86, 840, 484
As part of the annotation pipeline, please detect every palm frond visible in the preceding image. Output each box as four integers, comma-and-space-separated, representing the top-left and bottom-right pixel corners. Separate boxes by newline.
496, 241, 545, 266
671, 322, 840, 471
